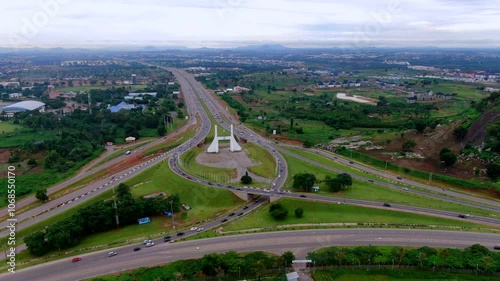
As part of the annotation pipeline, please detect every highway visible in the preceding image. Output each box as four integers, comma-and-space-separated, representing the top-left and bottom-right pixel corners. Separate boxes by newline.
1, 229, 499, 281
0, 69, 207, 237
275, 147, 500, 213
168, 68, 288, 191
298, 146, 500, 208
2, 68, 500, 239
2, 67, 500, 242
2, 67, 500, 280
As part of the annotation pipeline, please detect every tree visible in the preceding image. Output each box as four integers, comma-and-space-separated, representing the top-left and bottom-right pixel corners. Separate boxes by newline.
269, 203, 288, 220
414, 119, 427, 133
402, 140, 416, 152
282, 251, 296, 265
157, 125, 166, 136
303, 139, 313, 148
337, 173, 353, 188
294, 207, 304, 218
325, 177, 342, 192
325, 173, 353, 192
35, 189, 48, 202
194, 271, 207, 281
44, 150, 63, 169
439, 148, 457, 167
240, 171, 253, 184
377, 96, 388, 106
290, 117, 294, 128
486, 163, 500, 181
453, 126, 468, 141
292, 173, 316, 192
24, 231, 50, 256
215, 266, 225, 281
116, 183, 131, 199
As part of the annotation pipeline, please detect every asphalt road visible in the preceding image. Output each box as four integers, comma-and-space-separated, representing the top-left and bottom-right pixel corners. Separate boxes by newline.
298, 146, 500, 208
168, 68, 288, 191
2, 229, 499, 281
0, 69, 205, 237
275, 147, 500, 214
2, 67, 500, 278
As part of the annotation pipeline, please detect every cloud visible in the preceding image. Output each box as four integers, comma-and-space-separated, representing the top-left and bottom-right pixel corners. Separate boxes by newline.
0, 0, 499, 48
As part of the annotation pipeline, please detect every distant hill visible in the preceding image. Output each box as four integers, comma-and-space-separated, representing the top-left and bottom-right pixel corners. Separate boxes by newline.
234, 44, 291, 51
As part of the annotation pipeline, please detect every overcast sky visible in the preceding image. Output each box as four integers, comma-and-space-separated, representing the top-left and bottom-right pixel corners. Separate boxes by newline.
1, 0, 500, 49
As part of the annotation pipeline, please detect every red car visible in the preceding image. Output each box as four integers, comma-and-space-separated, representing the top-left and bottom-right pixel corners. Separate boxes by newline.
72, 257, 81, 263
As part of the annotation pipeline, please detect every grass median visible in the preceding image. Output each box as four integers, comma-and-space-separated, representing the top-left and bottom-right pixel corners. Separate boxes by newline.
1, 161, 243, 268
223, 198, 499, 232
281, 152, 500, 218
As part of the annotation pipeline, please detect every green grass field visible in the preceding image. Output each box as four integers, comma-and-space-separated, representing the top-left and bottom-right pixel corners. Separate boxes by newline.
1, 161, 243, 266
126, 161, 242, 218
245, 142, 276, 178
0, 121, 22, 134
179, 147, 238, 183
91, 141, 153, 169
60, 84, 147, 92
281, 150, 500, 217
223, 198, 496, 232
0, 128, 57, 148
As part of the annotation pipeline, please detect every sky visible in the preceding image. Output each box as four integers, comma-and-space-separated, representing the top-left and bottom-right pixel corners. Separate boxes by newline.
1, 0, 500, 49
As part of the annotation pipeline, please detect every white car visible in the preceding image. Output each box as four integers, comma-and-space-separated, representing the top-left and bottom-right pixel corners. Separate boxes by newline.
146, 242, 155, 247
190, 227, 198, 231
197, 227, 204, 232
108, 251, 117, 257
143, 239, 152, 244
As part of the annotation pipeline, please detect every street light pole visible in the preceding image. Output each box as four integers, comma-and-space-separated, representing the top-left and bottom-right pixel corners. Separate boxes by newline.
170, 200, 175, 229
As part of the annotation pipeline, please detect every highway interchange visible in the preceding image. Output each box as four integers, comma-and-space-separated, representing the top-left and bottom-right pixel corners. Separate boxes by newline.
1, 68, 500, 280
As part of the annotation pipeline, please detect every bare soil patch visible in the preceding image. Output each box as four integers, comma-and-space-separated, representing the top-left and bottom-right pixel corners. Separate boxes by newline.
364, 123, 482, 180
195, 144, 269, 183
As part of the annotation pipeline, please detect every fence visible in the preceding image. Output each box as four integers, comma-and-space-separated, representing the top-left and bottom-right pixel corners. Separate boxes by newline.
310, 264, 500, 277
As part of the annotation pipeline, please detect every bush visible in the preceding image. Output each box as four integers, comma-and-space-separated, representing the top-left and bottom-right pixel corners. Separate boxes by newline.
269, 203, 288, 220
294, 207, 304, 218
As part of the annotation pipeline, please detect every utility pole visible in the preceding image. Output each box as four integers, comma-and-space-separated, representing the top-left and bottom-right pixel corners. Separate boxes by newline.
87, 92, 92, 115
114, 199, 119, 229
170, 200, 175, 229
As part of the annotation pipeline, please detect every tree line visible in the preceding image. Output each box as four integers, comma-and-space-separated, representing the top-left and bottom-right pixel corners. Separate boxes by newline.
307, 244, 500, 273
91, 250, 295, 281
293, 172, 353, 192
25, 184, 182, 256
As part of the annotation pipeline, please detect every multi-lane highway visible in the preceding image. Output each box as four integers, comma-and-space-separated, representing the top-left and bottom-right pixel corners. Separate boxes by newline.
275, 147, 500, 213
1, 229, 499, 281
2, 67, 500, 239
0, 69, 207, 237
168, 68, 288, 190
2, 67, 500, 280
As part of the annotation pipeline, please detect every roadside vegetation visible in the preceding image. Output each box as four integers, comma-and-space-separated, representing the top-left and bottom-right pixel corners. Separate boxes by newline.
0, 85, 185, 204
199, 68, 500, 198
281, 153, 499, 217
88, 251, 291, 281
0, 162, 242, 265
223, 198, 497, 232
309, 244, 500, 277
